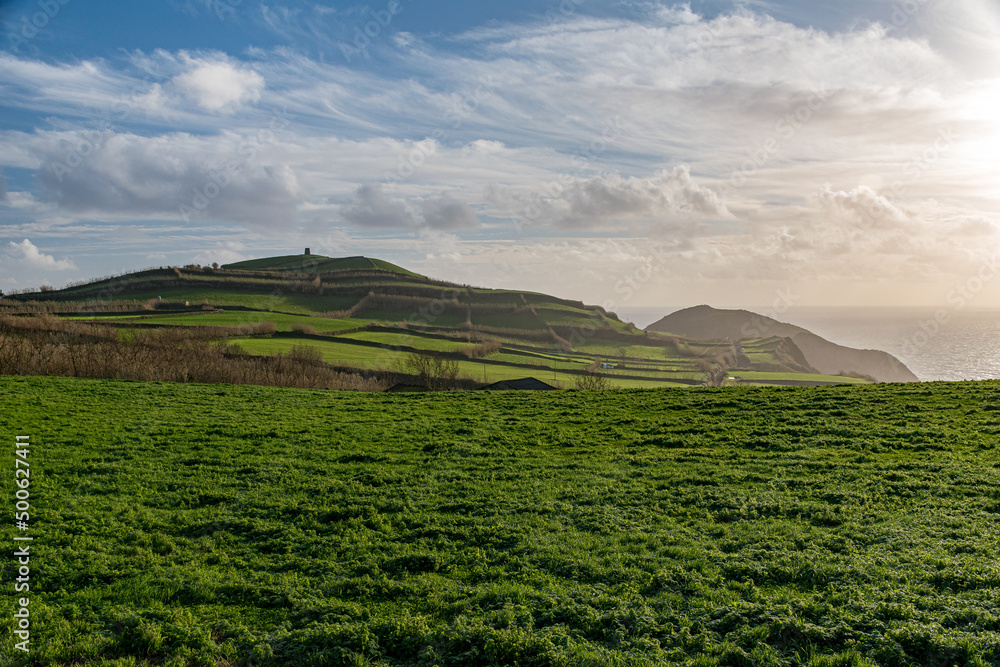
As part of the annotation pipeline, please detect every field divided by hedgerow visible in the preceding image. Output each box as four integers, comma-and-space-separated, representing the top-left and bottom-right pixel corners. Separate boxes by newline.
2, 376, 1000, 665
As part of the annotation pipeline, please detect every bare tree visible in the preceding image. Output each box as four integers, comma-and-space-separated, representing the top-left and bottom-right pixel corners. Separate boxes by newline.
575, 373, 610, 390
403, 353, 461, 391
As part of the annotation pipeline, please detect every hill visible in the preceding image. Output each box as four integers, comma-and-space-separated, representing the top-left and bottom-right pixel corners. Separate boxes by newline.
3, 374, 998, 665
223, 253, 422, 276
647, 305, 918, 383
0, 256, 887, 389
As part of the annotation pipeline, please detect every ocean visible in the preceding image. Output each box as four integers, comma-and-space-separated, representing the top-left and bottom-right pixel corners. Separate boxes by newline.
617, 306, 1000, 382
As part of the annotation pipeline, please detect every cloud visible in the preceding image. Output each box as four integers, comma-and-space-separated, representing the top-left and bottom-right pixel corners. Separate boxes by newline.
340, 185, 480, 230
498, 166, 732, 229
193, 241, 250, 266
1, 7, 999, 304
815, 184, 912, 229
340, 184, 416, 228
0, 170, 6, 202
902, 0, 1000, 77
420, 195, 481, 230
952, 216, 999, 236
31, 131, 302, 226
463, 140, 505, 155
172, 56, 265, 112
4, 239, 75, 270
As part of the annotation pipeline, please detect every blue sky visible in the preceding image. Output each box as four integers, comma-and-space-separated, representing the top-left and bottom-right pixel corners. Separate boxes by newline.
1, 0, 998, 311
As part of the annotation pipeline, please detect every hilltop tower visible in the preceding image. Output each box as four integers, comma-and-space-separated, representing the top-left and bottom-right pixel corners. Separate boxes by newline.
304, 248, 311, 255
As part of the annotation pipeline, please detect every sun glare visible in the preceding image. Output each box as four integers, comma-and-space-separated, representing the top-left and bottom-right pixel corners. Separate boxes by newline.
960, 82, 1000, 173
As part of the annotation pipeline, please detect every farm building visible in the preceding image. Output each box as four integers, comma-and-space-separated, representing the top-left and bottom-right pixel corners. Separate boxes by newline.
481, 377, 558, 391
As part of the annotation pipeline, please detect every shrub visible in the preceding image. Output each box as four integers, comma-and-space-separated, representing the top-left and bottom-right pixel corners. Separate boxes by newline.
574, 373, 609, 390
461, 341, 502, 359
400, 353, 461, 391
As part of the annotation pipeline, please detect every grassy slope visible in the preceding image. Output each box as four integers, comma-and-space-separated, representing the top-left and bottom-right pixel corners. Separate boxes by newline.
59, 303, 858, 386
228, 337, 679, 388
105, 311, 371, 333
14, 255, 864, 386
223, 254, 422, 276
61, 304, 858, 386
2, 376, 999, 666
119, 288, 361, 315
730, 371, 869, 385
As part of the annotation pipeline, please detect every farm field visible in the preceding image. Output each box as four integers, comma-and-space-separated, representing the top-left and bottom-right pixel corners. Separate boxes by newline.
1, 253, 889, 389
729, 372, 870, 385
102, 311, 371, 333
227, 337, 685, 388
2, 376, 999, 665
103, 288, 363, 315
224, 332, 849, 387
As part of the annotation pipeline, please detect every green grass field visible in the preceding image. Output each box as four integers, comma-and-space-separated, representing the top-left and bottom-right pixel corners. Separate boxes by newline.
338, 331, 474, 353
227, 337, 676, 388
224, 254, 422, 276
729, 372, 869, 385
53, 303, 863, 388
99, 311, 370, 333
15, 253, 866, 390
118, 288, 361, 315
2, 376, 999, 665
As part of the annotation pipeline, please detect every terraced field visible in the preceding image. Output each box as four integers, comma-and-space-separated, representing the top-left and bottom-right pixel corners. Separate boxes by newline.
5, 253, 873, 388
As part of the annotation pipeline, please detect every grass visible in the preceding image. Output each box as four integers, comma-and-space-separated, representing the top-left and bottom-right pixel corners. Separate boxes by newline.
2, 376, 1000, 665
20, 254, 874, 389
338, 331, 474, 353
225, 337, 633, 387
221, 334, 855, 388
44, 300, 866, 388
119, 288, 361, 315
229, 337, 693, 388
98, 311, 369, 333
729, 372, 870, 385
231, 337, 400, 367
223, 254, 422, 276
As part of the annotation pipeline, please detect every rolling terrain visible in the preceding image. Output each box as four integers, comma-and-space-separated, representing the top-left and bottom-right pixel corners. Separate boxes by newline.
1, 375, 998, 665
0, 254, 903, 390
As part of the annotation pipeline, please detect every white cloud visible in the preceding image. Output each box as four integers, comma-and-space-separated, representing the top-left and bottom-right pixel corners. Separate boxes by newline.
553, 167, 732, 227
420, 195, 481, 230
1, 5, 999, 305
463, 140, 505, 155
953, 217, 999, 236
28, 131, 302, 226
4, 239, 75, 270
340, 184, 416, 228
487, 167, 731, 229
815, 184, 912, 229
171, 56, 265, 112
193, 241, 250, 266
340, 185, 480, 230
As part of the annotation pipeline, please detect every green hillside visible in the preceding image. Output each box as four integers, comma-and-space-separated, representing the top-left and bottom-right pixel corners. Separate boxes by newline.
2, 375, 998, 665
0, 255, 871, 389
223, 253, 423, 276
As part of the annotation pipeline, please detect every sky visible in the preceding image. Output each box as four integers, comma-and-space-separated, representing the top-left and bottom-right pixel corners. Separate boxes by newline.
0, 0, 998, 314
